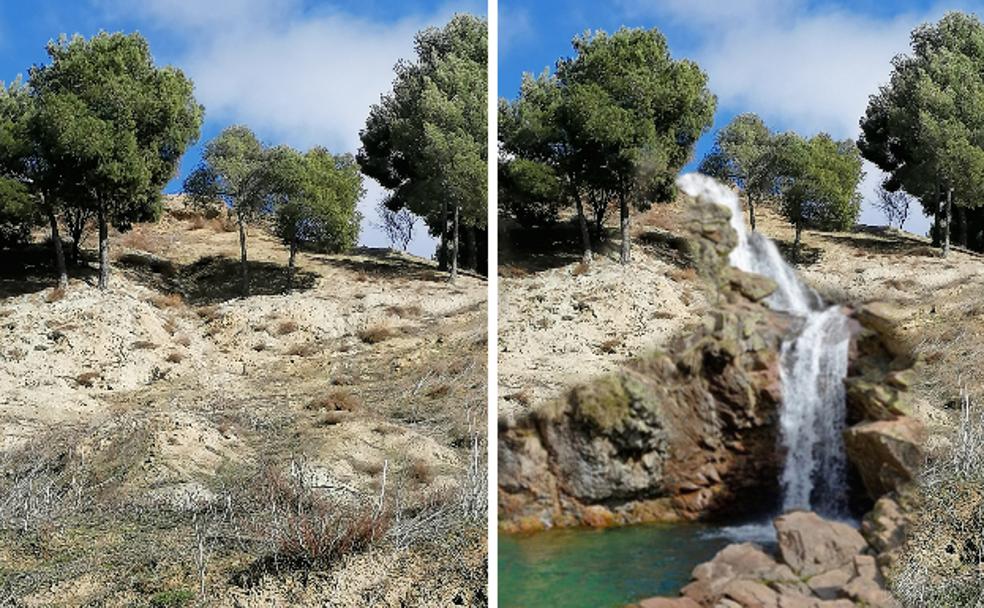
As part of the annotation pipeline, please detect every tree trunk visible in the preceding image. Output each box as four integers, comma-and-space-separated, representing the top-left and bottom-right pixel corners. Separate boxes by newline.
97, 206, 109, 290
449, 204, 459, 282
69, 213, 85, 266
748, 193, 757, 232
942, 187, 953, 258
465, 225, 477, 271
574, 192, 592, 264
287, 238, 297, 293
238, 217, 250, 297
619, 191, 630, 265
793, 223, 802, 264
438, 201, 448, 271
932, 184, 942, 247
45, 201, 68, 290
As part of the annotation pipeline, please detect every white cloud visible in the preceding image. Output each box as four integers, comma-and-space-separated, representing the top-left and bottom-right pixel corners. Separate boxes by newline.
618, 0, 971, 234
100, 0, 480, 257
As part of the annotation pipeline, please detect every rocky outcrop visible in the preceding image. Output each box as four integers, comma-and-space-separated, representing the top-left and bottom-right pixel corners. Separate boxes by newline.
843, 419, 925, 498
498, 193, 794, 531
636, 511, 900, 608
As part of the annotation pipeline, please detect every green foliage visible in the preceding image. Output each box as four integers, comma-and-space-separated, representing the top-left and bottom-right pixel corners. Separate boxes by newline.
500, 27, 715, 263
31, 32, 203, 227
184, 125, 267, 222
498, 157, 564, 227
773, 132, 863, 232
699, 113, 773, 200
860, 12, 984, 243
358, 13, 487, 267
268, 146, 364, 254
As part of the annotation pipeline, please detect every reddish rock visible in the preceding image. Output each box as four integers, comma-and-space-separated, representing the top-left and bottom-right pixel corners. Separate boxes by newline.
775, 511, 868, 577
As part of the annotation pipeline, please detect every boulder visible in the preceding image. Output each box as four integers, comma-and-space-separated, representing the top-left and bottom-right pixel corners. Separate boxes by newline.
774, 511, 868, 577
856, 302, 910, 358
843, 418, 925, 499
861, 495, 907, 562
844, 377, 912, 420
725, 267, 778, 303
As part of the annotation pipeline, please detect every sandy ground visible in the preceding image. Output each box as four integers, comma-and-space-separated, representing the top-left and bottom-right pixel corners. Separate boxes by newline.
0, 196, 488, 606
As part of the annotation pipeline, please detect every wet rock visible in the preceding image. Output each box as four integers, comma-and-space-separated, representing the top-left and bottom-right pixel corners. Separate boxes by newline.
843, 418, 925, 499
775, 511, 868, 577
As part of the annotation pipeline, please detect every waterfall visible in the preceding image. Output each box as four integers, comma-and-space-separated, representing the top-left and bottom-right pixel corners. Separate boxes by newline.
676, 174, 851, 517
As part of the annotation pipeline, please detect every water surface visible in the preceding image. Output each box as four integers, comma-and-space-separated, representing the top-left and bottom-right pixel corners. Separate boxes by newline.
499, 523, 733, 608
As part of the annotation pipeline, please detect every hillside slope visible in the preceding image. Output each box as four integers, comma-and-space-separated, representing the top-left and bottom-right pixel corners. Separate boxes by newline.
0, 198, 488, 607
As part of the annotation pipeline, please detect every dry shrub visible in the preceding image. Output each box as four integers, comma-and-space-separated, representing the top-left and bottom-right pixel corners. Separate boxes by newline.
151, 293, 184, 309
357, 323, 398, 344
506, 390, 532, 408
189, 215, 207, 230
121, 230, 157, 253
307, 390, 360, 413
173, 334, 191, 347
45, 287, 66, 303
320, 410, 350, 426
252, 342, 268, 352
409, 458, 434, 485
668, 266, 697, 282
387, 304, 423, 318
571, 262, 589, 277
425, 384, 451, 399
276, 320, 299, 336
163, 318, 178, 335
196, 305, 222, 322
598, 337, 622, 354
499, 265, 530, 278
255, 465, 392, 569
75, 371, 100, 387
165, 351, 185, 364
131, 340, 157, 350
286, 342, 320, 357
352, 459, 384, 476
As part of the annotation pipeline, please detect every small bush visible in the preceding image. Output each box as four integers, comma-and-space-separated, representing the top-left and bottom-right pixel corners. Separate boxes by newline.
387, 304, 423, 318
276, 320, 299, 336
409, 458, 434, 485
45, 287, 66, 303
425, 384, 451, 399
307, 390, 360, 412
357, 323, 398, 344
131, 340, 157, 350
252, 342, 268, 352
76, 371, 100, 387
286, 342, 320, 357
151, 293, 184, 309
320, 410, 350, 426
196, 305, 222, 322
668, 266, 697, 282
572, 261, 589, 277
598, 337, 622, 354
149, 589, 194, 608
165, 351, 185, 364
173, 334, 191, 347
189, 215, 207, 230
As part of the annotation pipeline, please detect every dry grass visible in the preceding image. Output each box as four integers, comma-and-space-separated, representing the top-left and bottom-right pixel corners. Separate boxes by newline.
306, 390, 360, 413
75, 371, 100, 387
598, 337, 622, 354
150, 293, 184, 309
668, 266, 698, 282
120, 230, 160, 253
165, 351, 185, 364
425, 384, 451, 399
505, 390, 532, 408
173, 335, 191, 348
131, 340, 157, 350
409, 458, 434, 485
285, 342, 320, 357
387, 304, 423, 318
45, 287, 66, 303
357, 323, 399, 344
163, 318, 178, 335
571, 261, 589, 277
275, 320, 299, 336
196, 305, 222, 322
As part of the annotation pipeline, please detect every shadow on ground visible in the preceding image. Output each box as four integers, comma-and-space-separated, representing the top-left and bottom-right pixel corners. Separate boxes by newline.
499, 219, 624, 275
323, 247, 453, 283
0, 242, 96, 298
117, 253, 318, 304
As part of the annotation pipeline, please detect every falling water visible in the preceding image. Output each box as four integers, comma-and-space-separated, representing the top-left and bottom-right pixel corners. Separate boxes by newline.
676, 174, 851, 517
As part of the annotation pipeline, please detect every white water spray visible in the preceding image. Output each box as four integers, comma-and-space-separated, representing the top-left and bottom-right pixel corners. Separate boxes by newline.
677, 174, 851, 517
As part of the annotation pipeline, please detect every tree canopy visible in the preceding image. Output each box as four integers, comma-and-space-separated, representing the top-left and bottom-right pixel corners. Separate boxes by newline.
859, 11, 984, 256
359, 13, 487, 279
500, 27, 716, 264
27, 32, 203, 288
698, 113, 774, 230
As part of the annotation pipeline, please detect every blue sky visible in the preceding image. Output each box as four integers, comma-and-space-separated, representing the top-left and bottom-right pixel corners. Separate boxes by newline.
0, 0, 484, 257
500, 0, 984, 235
